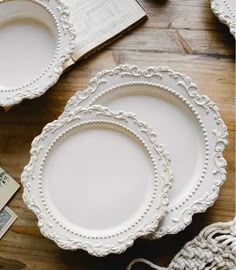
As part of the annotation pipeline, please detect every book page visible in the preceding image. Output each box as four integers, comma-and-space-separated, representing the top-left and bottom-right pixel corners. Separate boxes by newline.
66, 0, 146, 61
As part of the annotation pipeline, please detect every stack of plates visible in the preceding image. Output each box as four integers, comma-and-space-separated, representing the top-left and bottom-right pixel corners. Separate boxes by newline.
22, 65, 228, 256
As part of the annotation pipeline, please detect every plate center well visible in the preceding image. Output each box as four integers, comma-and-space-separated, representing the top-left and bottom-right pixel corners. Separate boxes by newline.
43, 125, 154, 231
0, 8, 57, 88
91, 85, 206, 208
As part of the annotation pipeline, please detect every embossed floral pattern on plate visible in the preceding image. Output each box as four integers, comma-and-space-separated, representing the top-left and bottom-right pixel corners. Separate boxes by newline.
0, 0, 76, 108
210, 0, 236, 38
22, 105, 173, 256
62, 64, 228, 239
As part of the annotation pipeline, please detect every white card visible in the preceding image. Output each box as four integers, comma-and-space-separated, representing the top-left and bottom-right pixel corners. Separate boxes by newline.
0, 206, 17, 239
0, 167, 20, 211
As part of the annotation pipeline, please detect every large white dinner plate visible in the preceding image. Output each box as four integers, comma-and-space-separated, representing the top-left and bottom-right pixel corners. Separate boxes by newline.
211, 0, 236, 38
22, 105, 172, 256
0, 0, 75, 108
63, 65, 228, 238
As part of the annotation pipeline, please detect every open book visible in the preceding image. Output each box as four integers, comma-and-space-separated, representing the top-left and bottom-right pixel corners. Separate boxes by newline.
64, 0, 147, 68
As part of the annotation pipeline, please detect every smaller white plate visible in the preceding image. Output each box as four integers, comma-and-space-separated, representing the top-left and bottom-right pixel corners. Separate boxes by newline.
22, 105, 173, 256
211, 0, 236, 38
0, 0, 76, 108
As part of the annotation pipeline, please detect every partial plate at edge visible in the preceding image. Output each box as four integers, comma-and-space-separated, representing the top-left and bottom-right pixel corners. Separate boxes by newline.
21, 105, 172, 256
63, 64, 228, 239
210, 0, 236, 38
0, 0, 76, 108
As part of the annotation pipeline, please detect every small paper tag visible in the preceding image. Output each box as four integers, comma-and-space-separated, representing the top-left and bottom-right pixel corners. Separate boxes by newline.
0, 206, 17, 239
0, 167, 20, 211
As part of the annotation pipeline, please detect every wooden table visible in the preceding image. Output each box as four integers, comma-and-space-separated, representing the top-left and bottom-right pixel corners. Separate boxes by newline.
0, 1, 235, 269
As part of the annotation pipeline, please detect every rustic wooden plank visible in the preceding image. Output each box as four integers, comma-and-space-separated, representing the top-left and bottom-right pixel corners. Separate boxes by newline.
110, 28, 235, 56
108, 0, 236, 56
0, 256, 28, 270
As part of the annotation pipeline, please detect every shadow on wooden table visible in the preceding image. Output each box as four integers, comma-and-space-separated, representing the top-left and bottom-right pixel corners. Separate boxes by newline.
56, 213, 208, 270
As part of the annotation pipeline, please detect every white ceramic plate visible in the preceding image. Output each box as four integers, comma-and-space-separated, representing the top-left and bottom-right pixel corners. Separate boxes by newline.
0, 0, 76, 108
63, 65, 228, 239
22, 105, 172, 256
210, 0, 236, 38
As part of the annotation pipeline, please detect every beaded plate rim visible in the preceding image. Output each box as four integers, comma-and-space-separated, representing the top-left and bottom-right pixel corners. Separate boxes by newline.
62, 64, 228, 239
21, 105, 173, 256
210, 0, 236, 38
0, 0, 76, 108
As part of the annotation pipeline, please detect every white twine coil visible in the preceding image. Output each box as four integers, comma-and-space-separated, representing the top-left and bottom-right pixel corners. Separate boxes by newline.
127, 218, 236, 270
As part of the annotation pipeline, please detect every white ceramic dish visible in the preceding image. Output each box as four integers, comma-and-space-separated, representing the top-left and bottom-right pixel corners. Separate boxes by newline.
210, 0, 236, 38
63, 65, 228, 239
0, 0, 76, 108
22, 105, 173, 256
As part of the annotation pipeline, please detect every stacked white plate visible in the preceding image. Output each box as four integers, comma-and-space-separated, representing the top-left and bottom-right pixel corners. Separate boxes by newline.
22, 65, 228, 256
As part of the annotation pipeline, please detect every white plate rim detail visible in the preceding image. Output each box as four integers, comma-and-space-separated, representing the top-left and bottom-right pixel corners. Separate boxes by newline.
21, 105, 173, 256
62, 64, 228, 239
210, 0, 236, 38
0, 0, 76, 108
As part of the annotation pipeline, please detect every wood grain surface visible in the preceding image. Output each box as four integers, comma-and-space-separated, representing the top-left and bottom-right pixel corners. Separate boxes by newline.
0, 0, 235, 269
